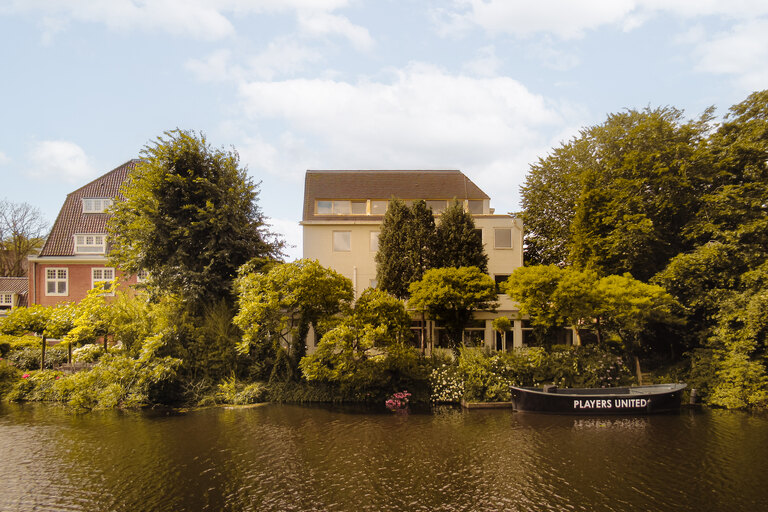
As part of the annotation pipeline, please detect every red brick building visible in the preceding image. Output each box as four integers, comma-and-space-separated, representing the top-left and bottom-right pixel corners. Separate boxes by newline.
27, 160, 142, 306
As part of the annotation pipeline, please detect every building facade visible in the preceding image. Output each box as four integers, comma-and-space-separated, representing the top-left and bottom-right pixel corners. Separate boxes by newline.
27, 160, 142, 307
301, 170, 532, 351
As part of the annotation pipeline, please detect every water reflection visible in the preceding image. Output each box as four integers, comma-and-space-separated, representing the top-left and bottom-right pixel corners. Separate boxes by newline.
1, 403, 767, 511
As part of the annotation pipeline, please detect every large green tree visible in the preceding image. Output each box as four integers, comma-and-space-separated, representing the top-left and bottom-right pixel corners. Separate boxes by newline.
436, 199, 488, 272
408, 266, 497, 356
108, 129, 283, 308
375, 198, 415, 299
521, 107, 712, 279
233, 259, 354, 381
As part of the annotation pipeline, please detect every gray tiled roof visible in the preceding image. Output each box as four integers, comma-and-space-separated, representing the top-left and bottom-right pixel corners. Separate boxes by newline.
39, 160, 138, 257
303, 170, 489, 221
0, 277, 28, 295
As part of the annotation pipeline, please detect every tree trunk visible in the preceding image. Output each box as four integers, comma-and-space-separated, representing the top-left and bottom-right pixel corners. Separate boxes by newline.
40, 335, 47, 370
634, 355, 643, 385
67, 342, 72, 365
103, 334, 108, 352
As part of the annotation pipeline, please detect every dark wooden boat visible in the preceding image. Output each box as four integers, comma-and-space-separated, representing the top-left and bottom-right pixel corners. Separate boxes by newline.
510, 383, 686, 415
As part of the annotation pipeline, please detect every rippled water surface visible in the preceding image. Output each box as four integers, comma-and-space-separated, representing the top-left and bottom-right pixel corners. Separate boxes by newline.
1, 403, 767, 511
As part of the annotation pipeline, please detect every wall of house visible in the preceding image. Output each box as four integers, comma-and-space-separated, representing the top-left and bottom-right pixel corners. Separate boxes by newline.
28, 261, 139, 307
303, 221, 380, 297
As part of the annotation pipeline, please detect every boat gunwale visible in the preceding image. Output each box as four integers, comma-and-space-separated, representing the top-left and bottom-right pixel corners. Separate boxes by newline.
511, 383, 687, 399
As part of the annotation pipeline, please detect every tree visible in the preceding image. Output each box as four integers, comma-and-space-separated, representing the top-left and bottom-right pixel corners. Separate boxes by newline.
108, 129, 283, 308
0, 302, 76, 368
299, 288, 419, 396
0, 199, 48, 277
436, 199, 488, 272
375, 198, 415, 299
408, 266, 497, 356
502, 265, 599, 345
521, 107, 712, 279
233, 259, 354, 381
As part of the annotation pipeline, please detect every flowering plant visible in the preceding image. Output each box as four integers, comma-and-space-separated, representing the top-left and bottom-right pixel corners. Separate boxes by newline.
385, 390, 411, 412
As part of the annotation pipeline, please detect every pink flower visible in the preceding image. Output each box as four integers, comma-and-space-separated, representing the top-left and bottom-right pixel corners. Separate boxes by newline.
22, 373, 30, 379
55, 375, 60, 380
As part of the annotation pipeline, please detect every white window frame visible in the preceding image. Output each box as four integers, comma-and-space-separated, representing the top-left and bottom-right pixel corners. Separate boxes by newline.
92, 267, 116, 294
494, 228, 513, 249
369, 231, 379, 252
0, 293, 13, 306
136, 270, 149, 283
333, 231, 351, 252
370, 200, 388, 215
45, 267, 69, 296
74, 233, 107, 254
82, 198, 114, 213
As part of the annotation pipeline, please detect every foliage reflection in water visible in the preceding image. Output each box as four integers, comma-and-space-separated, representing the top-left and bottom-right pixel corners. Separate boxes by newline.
1, 403, 767, 512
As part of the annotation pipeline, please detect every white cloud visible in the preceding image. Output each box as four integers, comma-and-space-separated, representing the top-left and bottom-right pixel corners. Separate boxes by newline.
435, 0, 768, 39
435, 0, 636, 39
0, 151, 9, 165
236, 63, 582, 213
187, 40, 324, 83
7, 0, 370, 45
297, 11, 374, 51
691, 19, 768, 90
462, 46, 502, 77
27, 140, 97, 183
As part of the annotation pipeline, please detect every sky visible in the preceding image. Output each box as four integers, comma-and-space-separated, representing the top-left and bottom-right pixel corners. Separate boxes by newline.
2, 1, 767, 261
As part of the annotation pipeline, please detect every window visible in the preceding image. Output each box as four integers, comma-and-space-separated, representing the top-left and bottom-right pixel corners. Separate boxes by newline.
467, 200, 483, 214
316, 200, 367, 215
370, 231, 379, 252
474, 228, 483, 244
0, 294, 12, 306
494, 274, 510, 292
317, 201, 333, 214
351, 201, 367, 214
136, 270, 149, 283
82, 198, 114, 213
46, 268, 68, 296
332, 200, 351, 215
371, 201, 388, 214
74, 234, 107, 254
92, 267, 115, 293
333, 231, 351, 252
426, 200, 447, 214
494, 228, 512, 249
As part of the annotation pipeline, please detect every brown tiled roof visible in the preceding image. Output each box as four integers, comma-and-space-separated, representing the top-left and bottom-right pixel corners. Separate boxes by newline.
302, 170, 489, 221
39, 160, 139, 257
0, 277, 28, 295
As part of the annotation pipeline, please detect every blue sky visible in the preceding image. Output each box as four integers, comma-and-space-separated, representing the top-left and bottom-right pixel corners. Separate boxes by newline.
2, 1, 766, 261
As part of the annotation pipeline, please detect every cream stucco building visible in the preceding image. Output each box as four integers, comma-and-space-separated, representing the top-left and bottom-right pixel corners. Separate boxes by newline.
301, 170, 535, 351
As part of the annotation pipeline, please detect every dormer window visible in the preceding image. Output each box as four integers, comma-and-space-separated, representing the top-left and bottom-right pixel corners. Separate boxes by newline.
74, 234, 106, 254
82, 198, 114, 213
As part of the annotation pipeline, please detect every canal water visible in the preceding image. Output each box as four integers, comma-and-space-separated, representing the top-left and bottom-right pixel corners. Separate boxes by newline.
1, 403, 767, 512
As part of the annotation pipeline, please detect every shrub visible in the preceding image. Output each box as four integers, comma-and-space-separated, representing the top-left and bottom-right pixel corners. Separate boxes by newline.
72, 343, 104, 363
215, 376, 267, 405
0, 358, 20, 398
429, 363, 465, 403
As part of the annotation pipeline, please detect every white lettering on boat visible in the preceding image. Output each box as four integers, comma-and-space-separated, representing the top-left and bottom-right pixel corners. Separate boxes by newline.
573, 398, 650, 409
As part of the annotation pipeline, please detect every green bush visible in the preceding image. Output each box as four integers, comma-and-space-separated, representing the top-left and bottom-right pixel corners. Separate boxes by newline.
72, 343, 104, 363
215, 376, 267, 405
7, 334, 182, 410
448, 346, 634, 403
0, 359, 20, 398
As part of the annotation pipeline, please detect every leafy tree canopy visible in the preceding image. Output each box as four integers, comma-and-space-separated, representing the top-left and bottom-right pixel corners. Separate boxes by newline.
233, 259, 354, 381
436, 199, 488, 272
108, 129, 283, 308
408, 266, 497, 355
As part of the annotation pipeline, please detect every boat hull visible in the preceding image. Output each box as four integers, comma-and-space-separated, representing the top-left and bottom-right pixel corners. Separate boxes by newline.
510, 384, 686, 415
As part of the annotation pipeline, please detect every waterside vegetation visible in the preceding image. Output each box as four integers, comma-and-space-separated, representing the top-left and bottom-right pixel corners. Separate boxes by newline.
3, 90, 768, 412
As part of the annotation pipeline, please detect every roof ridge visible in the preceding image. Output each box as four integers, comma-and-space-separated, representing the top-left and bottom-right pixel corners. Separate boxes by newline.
65, 159, 139, 197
